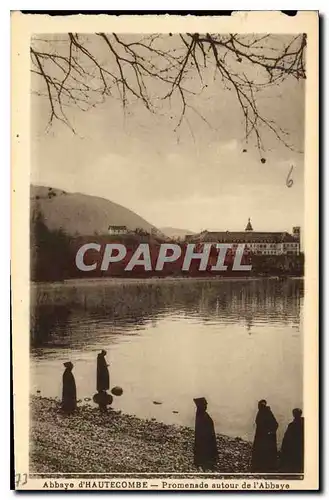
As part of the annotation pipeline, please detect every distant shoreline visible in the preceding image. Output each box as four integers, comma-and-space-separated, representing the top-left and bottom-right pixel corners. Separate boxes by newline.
31, 275, 304, 287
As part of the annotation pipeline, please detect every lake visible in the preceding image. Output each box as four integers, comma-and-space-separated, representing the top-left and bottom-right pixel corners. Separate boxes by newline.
30, 277, 303, 443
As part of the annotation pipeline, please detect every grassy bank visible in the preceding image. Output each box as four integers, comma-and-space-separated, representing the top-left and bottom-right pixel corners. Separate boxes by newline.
30, 396, 252, 474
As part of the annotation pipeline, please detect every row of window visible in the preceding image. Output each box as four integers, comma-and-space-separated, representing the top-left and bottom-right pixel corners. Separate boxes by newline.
198, 242, 300, 251
250, 249, 299, 255
246, 243, 299, 249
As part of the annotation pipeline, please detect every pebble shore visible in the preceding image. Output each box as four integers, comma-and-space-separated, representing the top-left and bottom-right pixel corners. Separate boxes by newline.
30, 396, 252, 474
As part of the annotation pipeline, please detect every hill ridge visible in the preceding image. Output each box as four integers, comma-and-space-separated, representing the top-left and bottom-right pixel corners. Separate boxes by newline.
30, 184, 159, 237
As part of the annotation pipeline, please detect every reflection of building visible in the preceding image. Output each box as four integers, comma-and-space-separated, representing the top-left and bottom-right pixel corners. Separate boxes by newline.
108, 225, 128, 235
187, 219, 300, 256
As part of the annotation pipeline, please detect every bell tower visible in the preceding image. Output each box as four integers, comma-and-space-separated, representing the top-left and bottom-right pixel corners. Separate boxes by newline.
245, 218, 253, 232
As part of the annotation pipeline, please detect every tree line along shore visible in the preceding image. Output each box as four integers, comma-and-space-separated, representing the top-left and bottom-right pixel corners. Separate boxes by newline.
31, 213, 304, 282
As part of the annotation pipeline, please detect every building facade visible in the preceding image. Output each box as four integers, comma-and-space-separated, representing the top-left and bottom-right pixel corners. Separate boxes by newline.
108, 225, 128, 235
187, 219, 300, 256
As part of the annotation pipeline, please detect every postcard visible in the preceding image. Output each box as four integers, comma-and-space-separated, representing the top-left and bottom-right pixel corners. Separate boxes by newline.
11, 11, 319, 491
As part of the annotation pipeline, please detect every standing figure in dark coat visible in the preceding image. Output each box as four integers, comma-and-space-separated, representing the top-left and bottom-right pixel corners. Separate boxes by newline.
193, 397, 218, 471
280, 408, 304, 473
97, 350, 110, 392
62, 361, 77, 414
251, 399, 279, 472
96, 350, 110, 411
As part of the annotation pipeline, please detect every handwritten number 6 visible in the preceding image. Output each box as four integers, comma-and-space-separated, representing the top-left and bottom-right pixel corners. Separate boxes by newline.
286, 165, 294, 188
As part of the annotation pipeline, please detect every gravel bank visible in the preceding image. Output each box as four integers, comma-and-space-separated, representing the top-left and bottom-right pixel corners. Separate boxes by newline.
30, 396, 252, 474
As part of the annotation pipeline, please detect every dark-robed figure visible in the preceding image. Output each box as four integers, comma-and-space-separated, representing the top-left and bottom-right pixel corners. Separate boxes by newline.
62, 361, 77, 414
251, 399, 279, 472
280, 408, 304, 473
97, 349, 110, 392
193, 397, 218, 471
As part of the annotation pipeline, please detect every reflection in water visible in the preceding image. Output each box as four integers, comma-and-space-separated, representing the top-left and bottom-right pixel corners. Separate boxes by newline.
30, 278, 303, 443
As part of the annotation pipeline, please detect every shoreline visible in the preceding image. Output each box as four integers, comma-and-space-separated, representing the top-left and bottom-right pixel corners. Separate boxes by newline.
30, 396, 252, 474
31, 275, 303, 289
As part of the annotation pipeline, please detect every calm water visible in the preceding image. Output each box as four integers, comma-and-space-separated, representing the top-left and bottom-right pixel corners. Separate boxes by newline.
30, 277, 303, 443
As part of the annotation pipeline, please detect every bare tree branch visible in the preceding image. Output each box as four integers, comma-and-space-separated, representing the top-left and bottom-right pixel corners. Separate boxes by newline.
30, 33, 306, 153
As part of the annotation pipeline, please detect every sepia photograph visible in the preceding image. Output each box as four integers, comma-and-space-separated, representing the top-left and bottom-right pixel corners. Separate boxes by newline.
11, 12, 319, 491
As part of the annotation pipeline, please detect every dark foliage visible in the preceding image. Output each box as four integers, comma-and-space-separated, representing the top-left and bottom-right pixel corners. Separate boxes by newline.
30, 211, 71, 281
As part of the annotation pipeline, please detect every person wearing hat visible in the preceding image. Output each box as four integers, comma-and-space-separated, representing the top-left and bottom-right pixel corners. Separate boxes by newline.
97, 350, 110, 393
279, 408, 304, 473
251, 399, 279, 472
193, 397, 218, 471
62, 361, 77, 414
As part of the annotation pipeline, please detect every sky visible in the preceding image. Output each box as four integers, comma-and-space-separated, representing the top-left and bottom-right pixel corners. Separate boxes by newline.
31, 34, 305, 234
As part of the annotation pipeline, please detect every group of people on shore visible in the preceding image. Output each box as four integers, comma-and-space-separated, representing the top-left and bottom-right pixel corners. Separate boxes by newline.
61, 353, 303, 474
194, 398, 304, 474
62, 349, 112, 413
